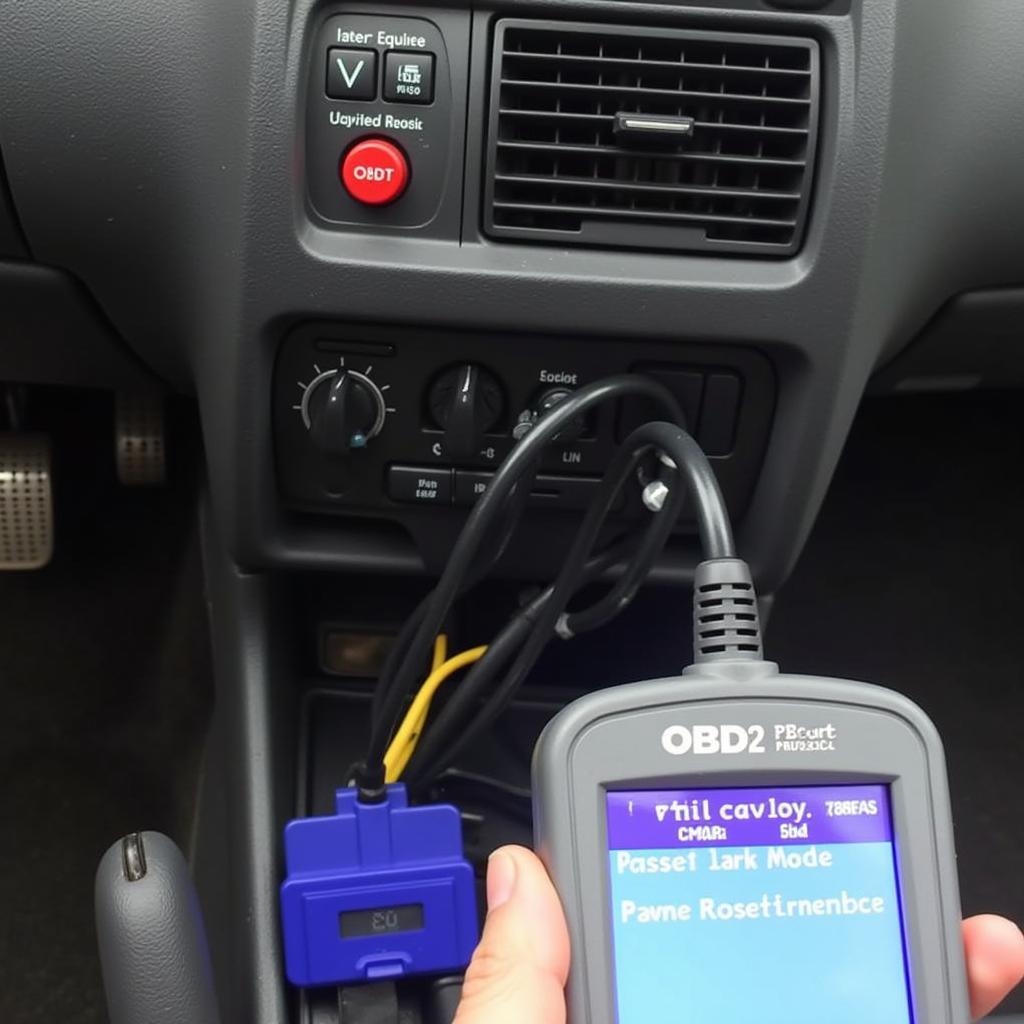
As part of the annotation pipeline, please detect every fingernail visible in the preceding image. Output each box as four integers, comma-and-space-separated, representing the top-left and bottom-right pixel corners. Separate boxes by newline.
487, 850, 517, 911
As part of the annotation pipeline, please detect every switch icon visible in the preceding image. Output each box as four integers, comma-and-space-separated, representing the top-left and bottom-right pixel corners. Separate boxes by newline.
326, 48, 377, 101
398, 63, 422, 87
383, 52, 435, 104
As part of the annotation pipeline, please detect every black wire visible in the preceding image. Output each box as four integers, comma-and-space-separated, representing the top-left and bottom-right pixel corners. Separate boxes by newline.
403, 443, 657, 788
560, 462, 686, 637
481, 471, 537, 570
428, 770, 532, 827
479, 425, 720, 704
356, 376, 684, 796
369, 473, 537, 731
375, 540, 634, 798
402, 538, 636, 791
370, 596, 430, 728
405, 421, 732, 787
431, 767, 533, 804
428, 769, 534, 827
648, 422, 734, 561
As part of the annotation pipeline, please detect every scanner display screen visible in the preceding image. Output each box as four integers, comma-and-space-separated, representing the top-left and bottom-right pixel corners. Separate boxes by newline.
605, 784, 913, 1023
339, 903, 424, 939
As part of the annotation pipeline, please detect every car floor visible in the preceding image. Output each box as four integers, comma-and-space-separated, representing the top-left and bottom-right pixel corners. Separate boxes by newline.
0, 393, 212, 1024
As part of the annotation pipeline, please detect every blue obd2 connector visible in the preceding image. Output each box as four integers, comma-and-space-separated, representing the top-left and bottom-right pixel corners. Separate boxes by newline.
280, 784, 479, 987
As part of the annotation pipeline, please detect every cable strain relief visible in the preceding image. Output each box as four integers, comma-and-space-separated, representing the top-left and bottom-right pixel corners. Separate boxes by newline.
692, 558, 763, 663
352, 761, 388, 804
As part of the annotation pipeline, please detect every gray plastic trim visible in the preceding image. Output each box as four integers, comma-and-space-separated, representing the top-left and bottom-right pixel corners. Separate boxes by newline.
0, 262, 163, 390
191, 497, 297, 1024
0, 157, 28, 258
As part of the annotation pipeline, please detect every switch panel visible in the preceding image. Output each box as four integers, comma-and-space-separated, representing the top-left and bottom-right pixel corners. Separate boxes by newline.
306, 9, 469, 236
273, 325, 776, 571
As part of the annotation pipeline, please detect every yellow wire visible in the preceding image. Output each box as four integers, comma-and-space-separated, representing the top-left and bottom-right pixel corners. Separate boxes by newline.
387, 644, 487, 781
408, 635, 448, 762
388, 634, 445, 778
409, 634, 448, 768
385, 643, 488, 783
431, 634, 448, 673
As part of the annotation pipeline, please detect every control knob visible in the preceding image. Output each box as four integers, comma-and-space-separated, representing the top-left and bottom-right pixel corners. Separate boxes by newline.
428, 365, 504, 460
302, 370, 387, 456
512, 387, 588, 442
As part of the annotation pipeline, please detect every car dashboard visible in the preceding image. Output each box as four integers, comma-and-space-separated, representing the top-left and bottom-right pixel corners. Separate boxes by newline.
1, 0, 1023, 1020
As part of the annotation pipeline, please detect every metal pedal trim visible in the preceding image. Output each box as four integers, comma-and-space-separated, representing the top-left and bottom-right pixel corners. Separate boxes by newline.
115, 393, 166, 486
0, 433, 54, 570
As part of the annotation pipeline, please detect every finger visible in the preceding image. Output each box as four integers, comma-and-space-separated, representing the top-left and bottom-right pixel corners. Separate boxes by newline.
454, 845, 570, 1024
963, 914, 1024, 1019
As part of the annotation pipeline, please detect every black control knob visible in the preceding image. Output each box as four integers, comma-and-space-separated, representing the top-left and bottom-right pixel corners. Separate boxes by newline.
536, 387, 588, 441
428, 365, 504, 460
304, 370, 386, 456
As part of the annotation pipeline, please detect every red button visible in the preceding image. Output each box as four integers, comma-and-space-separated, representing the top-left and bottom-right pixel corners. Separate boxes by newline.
340, 138, 409, 206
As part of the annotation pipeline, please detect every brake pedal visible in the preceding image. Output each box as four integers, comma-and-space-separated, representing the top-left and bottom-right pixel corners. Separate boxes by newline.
0, 433, 54, 570
115, 393, 166, 486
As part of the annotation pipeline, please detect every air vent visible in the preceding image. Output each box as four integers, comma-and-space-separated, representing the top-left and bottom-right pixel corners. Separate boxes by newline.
484, 21, 820, 256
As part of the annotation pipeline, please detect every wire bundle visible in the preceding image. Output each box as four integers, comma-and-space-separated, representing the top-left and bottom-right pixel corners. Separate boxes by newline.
355, 376, 735, 801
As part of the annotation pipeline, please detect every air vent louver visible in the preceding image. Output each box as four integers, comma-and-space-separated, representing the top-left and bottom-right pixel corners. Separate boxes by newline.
485, 21, 820, 256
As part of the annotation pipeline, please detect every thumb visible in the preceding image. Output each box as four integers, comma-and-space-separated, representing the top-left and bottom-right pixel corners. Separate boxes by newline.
455, 845, 571, 1024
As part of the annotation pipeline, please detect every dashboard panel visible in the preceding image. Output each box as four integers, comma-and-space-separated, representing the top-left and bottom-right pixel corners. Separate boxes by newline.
0, 0, 1022, 596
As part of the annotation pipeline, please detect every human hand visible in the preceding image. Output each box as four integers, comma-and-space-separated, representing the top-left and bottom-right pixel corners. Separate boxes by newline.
454, 845, 1024, 1023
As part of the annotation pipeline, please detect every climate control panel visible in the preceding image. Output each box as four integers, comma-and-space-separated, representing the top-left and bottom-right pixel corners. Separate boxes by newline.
273, 324, 776, 562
